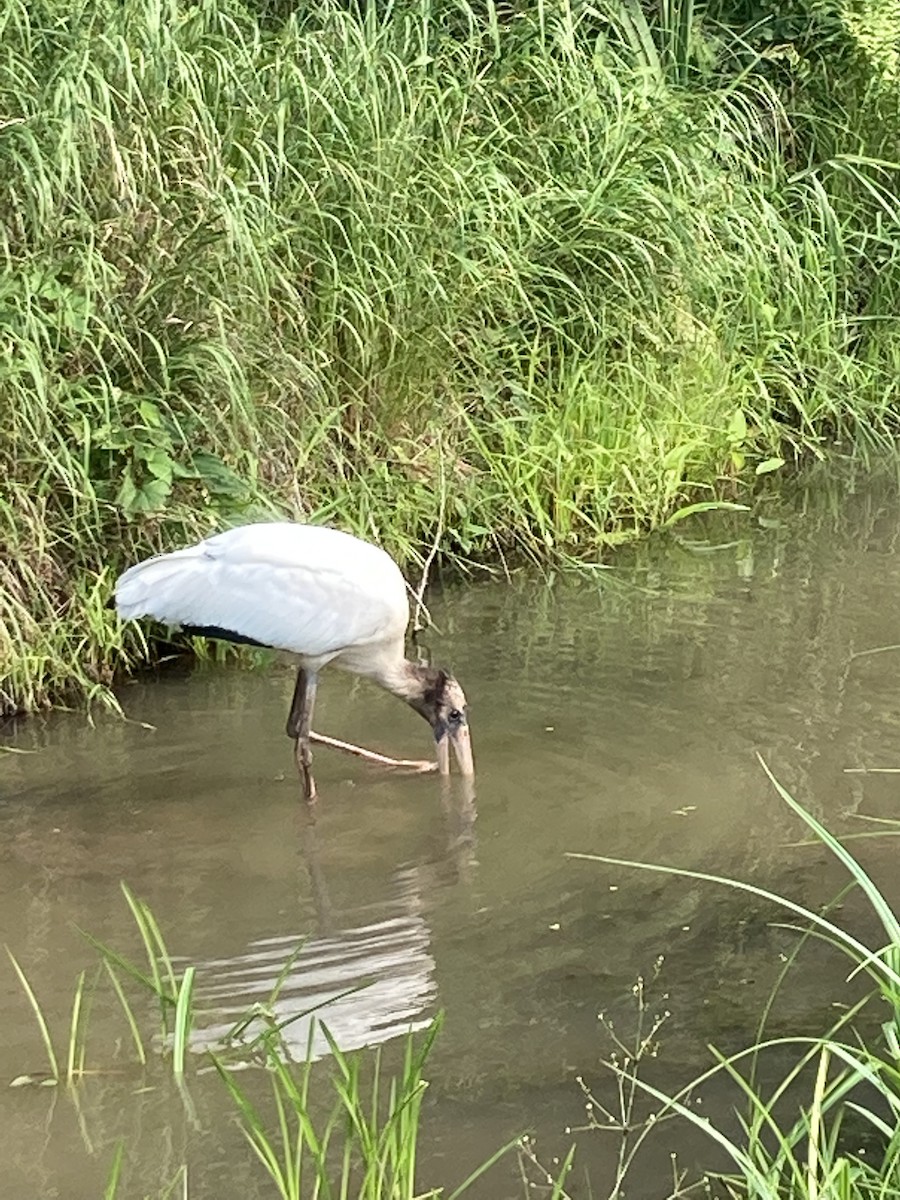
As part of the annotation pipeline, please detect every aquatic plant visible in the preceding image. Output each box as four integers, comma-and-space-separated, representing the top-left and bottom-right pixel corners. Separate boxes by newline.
7, 883, 530, 1198
570, 758, 900, 1198
10, 757, 900, 1196
214, 1018, 520, 1200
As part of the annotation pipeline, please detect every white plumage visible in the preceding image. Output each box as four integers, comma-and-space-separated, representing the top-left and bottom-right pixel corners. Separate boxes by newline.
114, 521, 474, 799
115, 523, 409, 671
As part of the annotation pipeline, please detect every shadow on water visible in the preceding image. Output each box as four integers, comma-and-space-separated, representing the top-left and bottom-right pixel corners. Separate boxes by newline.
3, 468, 900, 1197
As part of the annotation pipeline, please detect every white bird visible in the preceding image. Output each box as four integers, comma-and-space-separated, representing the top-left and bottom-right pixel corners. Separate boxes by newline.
114, 522, 474, 799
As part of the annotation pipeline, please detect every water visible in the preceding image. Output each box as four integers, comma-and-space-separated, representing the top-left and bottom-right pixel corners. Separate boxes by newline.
3, 473, 900, 1198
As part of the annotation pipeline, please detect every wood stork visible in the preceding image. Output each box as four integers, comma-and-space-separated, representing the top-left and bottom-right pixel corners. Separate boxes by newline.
114, 522, 474, 800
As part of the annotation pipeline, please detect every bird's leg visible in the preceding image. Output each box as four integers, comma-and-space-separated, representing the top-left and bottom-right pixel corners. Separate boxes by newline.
308, 731, 437, 773
287, 668, 435, 778
286, 667, 318, 801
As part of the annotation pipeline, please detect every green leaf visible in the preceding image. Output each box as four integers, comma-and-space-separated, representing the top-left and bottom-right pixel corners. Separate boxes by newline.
755, 456, 785, 475
129, 478, 171, 515
94, 425, 129, 451
662, 501, 750, 528
115, 469, 172, 516
139, 400, 163, 427
662, 443, 690, 471
727, 409, 747, 444
136, 445, 175, 482
191, 452, 249, 498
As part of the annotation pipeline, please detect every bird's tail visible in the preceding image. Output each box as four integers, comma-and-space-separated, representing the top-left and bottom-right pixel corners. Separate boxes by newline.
114, 545, 208, 621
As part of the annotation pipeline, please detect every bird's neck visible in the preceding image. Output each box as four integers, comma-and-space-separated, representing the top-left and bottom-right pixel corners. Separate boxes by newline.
335, 641, 423, 701
345, 649, 443, 728
373, 656, 429, 702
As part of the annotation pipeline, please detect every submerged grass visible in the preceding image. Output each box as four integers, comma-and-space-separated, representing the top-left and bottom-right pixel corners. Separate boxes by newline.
3, 0, 900, 713
568, 758, 900, 1198
7, 886, 531, 1198
8, 767, 900, 1196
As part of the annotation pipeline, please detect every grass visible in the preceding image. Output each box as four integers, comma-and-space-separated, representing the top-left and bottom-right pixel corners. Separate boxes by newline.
2, 0, 900, 715
9, 881, 358, 1084
7, 884, 186, 1084
8, 763, 900, 1196
564, 757, 900, 1198
214, 1019, 518, 1200
6, 883, 534, 1198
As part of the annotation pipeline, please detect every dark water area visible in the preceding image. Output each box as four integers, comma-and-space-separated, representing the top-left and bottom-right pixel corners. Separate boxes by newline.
3, 471, 900, 1198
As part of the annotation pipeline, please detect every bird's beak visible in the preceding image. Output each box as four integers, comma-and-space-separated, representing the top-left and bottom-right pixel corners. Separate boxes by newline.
436, 721, 475, 777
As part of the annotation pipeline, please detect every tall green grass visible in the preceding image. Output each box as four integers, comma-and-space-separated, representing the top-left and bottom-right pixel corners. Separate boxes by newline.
568, 758, 900, 1198
3, 0, 900, 714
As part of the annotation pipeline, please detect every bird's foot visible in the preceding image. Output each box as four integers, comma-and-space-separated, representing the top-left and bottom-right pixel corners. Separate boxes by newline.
294, 740, 318, 802
309, 731, 437, 773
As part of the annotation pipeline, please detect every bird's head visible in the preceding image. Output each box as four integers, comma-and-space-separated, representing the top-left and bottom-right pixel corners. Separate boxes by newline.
406, 666, 474, 777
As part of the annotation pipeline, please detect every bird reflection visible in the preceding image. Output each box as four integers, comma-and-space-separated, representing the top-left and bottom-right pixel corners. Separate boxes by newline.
188, 781, 477, 1063
436, 776, 478, 885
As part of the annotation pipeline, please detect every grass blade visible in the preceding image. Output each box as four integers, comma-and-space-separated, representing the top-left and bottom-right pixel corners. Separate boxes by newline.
6, 948, 59, 1082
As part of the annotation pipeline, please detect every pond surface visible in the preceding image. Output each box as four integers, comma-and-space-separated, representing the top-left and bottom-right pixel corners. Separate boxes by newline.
3, 472, 900, 1198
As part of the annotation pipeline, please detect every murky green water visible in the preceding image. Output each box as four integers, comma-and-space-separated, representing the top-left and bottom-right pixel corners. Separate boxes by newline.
4, 473, 900, 1198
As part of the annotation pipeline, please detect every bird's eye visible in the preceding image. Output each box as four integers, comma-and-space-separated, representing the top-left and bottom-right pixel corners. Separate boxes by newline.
448, 708, 463, 723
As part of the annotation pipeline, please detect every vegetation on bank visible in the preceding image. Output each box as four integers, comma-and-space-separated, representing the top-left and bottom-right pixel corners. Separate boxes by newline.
2, 0, 900, 713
